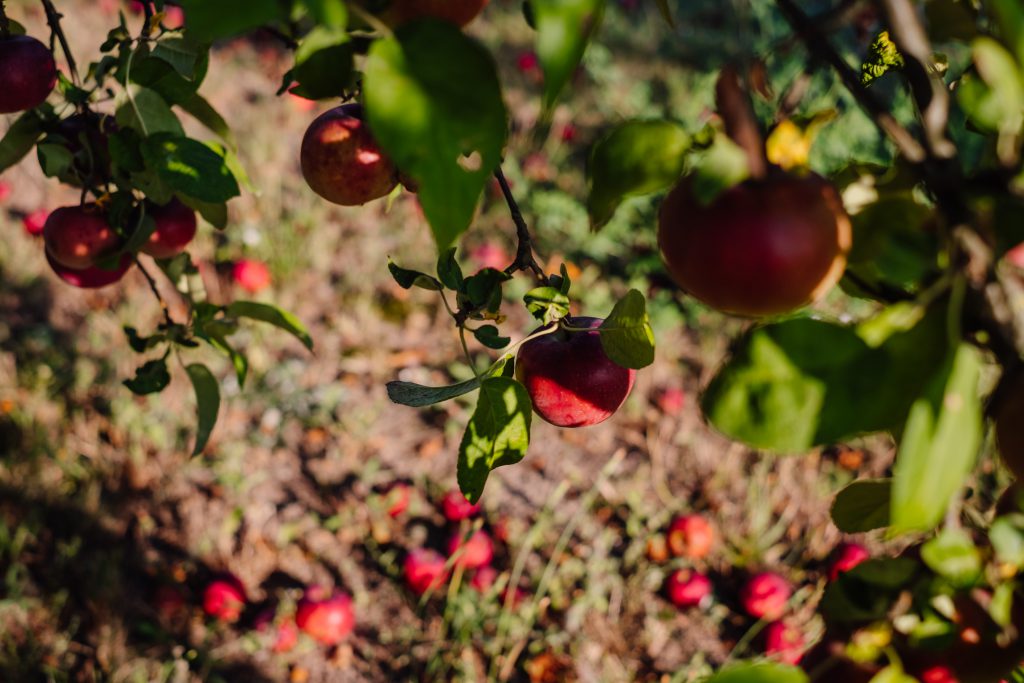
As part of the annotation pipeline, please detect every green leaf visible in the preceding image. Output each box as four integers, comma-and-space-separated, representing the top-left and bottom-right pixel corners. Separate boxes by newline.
436, 247, 464, 291
587, 119, 689, 228
0, 110, 44, 173
860, 31, 904, 86
653, 0, 673, 27
127, 55, 207, 105
116, 87, 186, 137
205, 333, 248, 388
867, 666, 917, 683
290, 26, 353, 100
388, 260, 442, 290
178, 93, 235, 147
364, 21, 508, 249
463, 268, 511, 311
303, 0, 347, 27
533, 0, 605, 109
705, 662, 808, 683
958, 37, 1024, 134
225, 301, 313, 350
151, 36, 204, 79
847, 195, 938, 292
599, 289, 655, 369
141, 134, 240, 203
178, 195, 228, 229
991, 0, 1024, 65
689, 132, 750, 205
831, 479, 891, 533
473, 325, 510, 349
921, 529, 982, 587
185, 363, 220, 456
36, 143, 73, 178
891, 343, 983, 533
124, 326, 166, 353
387, 357, 508, 407
177, 0, 289, 42
524, 286, 570, 325
989, 515, 1024, 567
457, 377, 532, 503
123, 358, 172, 395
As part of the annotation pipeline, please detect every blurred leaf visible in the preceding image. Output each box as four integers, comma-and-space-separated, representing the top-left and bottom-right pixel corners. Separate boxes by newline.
36, 143, 73, 178
124, 326, 165, 353
861, 31, 904, 86
151, 36, 204, 79
124, 358, 171, 395
141, 134, 240, 203
185, 363, 220, 456
599, 289, 654, 369
290, 27, 353, 100
689, 132, 750, 205
457, 377, 532, 503
127, 55, 207, 105
524, 286, 570, 325
990, 0, 1024, 65
177, 0, 288, 42
925, 0, 977, 42
121, 215, 159, 254
705, 662, 808, 683
892, 343, 983, 533
225, 301, 313, 350
857, 302, 926, 348
921, 529, 982, 587
990, 514, 1024, 567
463, 268, 511, 310
847, 194, 937, 292
822, 558, 918, 622
116, 87, 186, 136
832, 479, 891, 533
587, 119, 688, 228
179, 93, 235, 147
364, 21, 507, 249
533, 0, 605, 109
436, 247, 464, 291
303, 0, 347, 27
958, 37, 1024, 134
868, 666, 916, 683
0, 110, 44, 173
388, 260, 442, 290
205, 334, 248, 387
473, 325, 510, 349
653, 0, 673, 27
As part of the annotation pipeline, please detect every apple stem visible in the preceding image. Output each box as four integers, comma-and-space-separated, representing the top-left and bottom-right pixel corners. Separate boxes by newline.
715, 65, 768, 179
493, 166, 552, 286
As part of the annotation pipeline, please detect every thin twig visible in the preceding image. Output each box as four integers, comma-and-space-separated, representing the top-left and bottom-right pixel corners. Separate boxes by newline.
40, 0, 80, 87
135, 257, 176, 328
493, 166, 550, 285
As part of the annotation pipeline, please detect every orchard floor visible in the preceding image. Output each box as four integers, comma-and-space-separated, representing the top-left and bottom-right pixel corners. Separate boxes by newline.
0, 2, 901, 681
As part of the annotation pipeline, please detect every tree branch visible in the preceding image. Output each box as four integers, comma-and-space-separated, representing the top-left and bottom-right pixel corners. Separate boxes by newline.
135, 257, 176, 328
494, 166, 550, 285
40, 0, 79, 87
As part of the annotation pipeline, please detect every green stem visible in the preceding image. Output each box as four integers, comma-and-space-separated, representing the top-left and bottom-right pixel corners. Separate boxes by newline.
459, 326, 481, 381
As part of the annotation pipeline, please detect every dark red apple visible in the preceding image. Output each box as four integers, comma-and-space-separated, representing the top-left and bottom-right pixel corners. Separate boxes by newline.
441, 490, 481, 522
43, 204, 121, 269
447, 530, 494, 570
382, 0, 488, 27
665, 568, 712, 609
666, 514, 714, 559
202, 575, 246, 623
404, 548, 449, 596
829, 542, 870, 581
141, 198, 197, 259
300, 104, 398, 206
515, 317, 637, 428
295, 587, 355, 645
657, 172, 851, 317
46, 251, 132, 288
763, 620, 806, 665
740, 572, 791, 620
0, 35, 57, 114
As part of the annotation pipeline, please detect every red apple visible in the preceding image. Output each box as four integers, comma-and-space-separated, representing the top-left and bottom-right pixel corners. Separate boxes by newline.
23, 209, 48, 236
141, 198, 197, 259
202, 575, 246, 623
300, 104, 398, 206
469, 566, 498, 592
441, 490, 482, 522
515, 317, 637, 428
295, 587, 355, 645
43, 204, 121, 269
654, 386, 685, 415
404, 548, 449, 596
657, 172, 851, 317
46, 250, 132, 289
447, 530, 494, 570
740, 572, 792, 621
918, 665, 960, 683
0, 35, 57, 114
665, 568, 712, 609
0, 181, 11, 203
384, 482, 410, 517
273, 618, 299, 653
517, 51, 539, 73
763, 620, 805, 665
232, 259, 270, 293
666, 514, 714, 559
382, 0, 488, 27
829, 542, 870, 581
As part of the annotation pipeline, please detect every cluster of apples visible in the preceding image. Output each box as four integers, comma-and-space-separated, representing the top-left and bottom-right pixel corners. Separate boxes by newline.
651, 512, 870, 666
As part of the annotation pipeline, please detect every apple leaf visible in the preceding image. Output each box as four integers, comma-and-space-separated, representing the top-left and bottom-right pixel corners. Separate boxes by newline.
140, 134, 240, 203
205, 333, 249, 388
185, 363, 220, 456
587, 119, 689, 228
387, 358, 509, 407
599, 289, 654, 369
303, 0, 348, 28
179, 93, 235, 148
116, 87, 186, 137
388, 260, 442, 291
891, 343, 983, 533
151, 36, 204, 80
457, 377, 532, 503
178, 195, 228, 229
831, 479, 891, 533
225, 301, 313, 351
533, 0, 605, 110
921, 529, 982, 588
436, 248, 464, 291
957, 38, 1024, 134
991, 0, 1024, 65
704, 662, 808, 683
123, 358, 172, 395
177, 0, 289, 42
689, 132, 750, 205
364, 21, 507, 250
524, 287, 570, 325
290, 26, 353, 100
990, 515, 1024, 567
473, 325, 510, 350
0, 110, 44, 174
653, 0, 674, 27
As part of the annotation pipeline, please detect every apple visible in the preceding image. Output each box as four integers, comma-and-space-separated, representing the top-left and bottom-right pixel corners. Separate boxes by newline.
0, 35, 57, 114
232, 259, 271, 293
0, 181, 11, 203
404, 548, 449, 596
469, 242, 511, 271
740, 572, 791, 621
829, 542, 870, 581
46, 251, 133, 289
654, 386, 686, 416
665, 568, 712, 609
1005, 242, 1024, 269
273, 618, 299, 653
517, 51, 539, 73
469, 566, 498, 592
666, 514, 714, 559
515, 317, 636, 428
382, 0, 488, 27
917, 665, 959, 683
23, 209, 48, 236
43, 204, 121, 269
52, 112, 117, 186
763, 620, 805, 665
995, 372, 1024, 479
441, 490, 482, 522
141, 198, 197, 259
384, 482, 410, 518
295, 587, 355, 645
202, 575, 246, 623
300, 104, 398, 206
447, 530, 494, 570
657, 172, 851, 316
